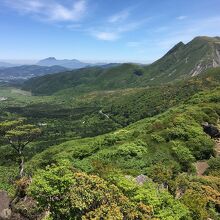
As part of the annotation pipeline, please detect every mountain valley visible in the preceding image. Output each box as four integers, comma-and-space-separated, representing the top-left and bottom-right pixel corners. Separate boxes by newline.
0, 36, 220, 220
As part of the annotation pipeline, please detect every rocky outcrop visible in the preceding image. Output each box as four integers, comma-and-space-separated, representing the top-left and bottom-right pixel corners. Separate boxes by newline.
0, 191, 37, 220
0, 191, 11, 220
135, 174, 149, 185
202, 122, 220, 138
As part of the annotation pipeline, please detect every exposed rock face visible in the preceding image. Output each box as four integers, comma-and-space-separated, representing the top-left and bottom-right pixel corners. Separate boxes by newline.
202, 122, 220, 139
0, 191, 11, 220
125, 174, 152, 185
213, 46, 220, 67
0, 97, 7, 101
135, 174, 148, 185
190, 41, 220, 76
0, 191, 31, 220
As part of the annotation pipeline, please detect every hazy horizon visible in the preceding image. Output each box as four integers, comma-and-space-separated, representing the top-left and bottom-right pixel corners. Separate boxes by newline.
0, 58, 152, 65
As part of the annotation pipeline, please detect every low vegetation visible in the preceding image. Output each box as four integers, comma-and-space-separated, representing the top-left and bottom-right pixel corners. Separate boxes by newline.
0, 45, 220, 219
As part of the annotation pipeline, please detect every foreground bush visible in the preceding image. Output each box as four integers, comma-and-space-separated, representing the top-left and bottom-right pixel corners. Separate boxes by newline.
28, 161, 153, 220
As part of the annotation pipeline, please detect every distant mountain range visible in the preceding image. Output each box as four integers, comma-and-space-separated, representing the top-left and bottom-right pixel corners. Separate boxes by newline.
2, 36, 220, 88
0, 65, 67, 82
23, 36, 220, 95
0, 58, 121, 82
0, 58, 112, 71
36, 57, 113, 69
0, 61, 17, 68
36, 57, 92, 69
0, 57, 122, 82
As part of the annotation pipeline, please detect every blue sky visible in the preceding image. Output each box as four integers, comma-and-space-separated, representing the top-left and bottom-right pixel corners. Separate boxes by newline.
0, 0, 220, 63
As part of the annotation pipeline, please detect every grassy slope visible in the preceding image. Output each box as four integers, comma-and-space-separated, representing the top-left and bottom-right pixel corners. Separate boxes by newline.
1, 68, 220, 192
1, 67, 220, 141
1, 68, 220, 220
28, 80, 220, 176
2, 68, 219, 144
143, 36, 220, 83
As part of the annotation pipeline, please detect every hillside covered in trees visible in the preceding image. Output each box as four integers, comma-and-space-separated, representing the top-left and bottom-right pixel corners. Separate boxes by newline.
23, 37, 220, 95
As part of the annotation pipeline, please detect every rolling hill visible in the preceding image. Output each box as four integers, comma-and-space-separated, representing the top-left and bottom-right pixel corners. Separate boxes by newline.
23, 36, 220, 95
0, 61, 17, 68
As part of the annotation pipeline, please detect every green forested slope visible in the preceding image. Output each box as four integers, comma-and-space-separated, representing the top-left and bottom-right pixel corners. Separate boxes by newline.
23, 36, 220, 95
1, 68, 219, 150
143, 36, 220, 83
0, 58, 220, 219
28, 85, 220, 174
102, 67, 220, 125
23, 79, 220, 219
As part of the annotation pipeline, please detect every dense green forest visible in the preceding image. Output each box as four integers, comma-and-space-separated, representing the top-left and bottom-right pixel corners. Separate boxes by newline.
0, 37, 220, 219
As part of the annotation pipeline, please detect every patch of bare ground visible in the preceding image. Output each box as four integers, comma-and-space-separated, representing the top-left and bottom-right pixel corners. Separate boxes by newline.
195, 139, 220, 176
195, 161, 209, 176
214, 139, 220, 157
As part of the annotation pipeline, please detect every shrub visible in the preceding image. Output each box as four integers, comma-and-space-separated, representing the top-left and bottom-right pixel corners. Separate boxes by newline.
165, 127, 189, 141
172, 142, 195, 171
181, 190, 208, 219
29, 161, 152, 219
151, 134, 165, 143
186, 136, 214, 160
103, 134, 121, 146
201, 107, 219, 124
0, 166, 18, 196
116, 143, 148, 158
112, 175, 189, 220
207, 157, 220, 176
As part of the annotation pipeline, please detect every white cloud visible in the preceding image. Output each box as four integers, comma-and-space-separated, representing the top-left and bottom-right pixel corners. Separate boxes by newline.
108, 10, 130, 23
149, 16, 220, 55
96, 7, 148, 41
91, 18, 150, 41
122, 15, 220, 61
91, 31, 119, 41
177, 16, 187, 20
4, 0, 87, 22
117, 20, 145, 32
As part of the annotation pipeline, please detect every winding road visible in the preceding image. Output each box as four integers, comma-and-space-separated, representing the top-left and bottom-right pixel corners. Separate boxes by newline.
99, 110, 110, 119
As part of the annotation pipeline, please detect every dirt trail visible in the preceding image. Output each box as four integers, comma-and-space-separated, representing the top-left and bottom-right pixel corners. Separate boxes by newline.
195, 139, 220, 176
195, 161, 209, 176
214, 140, 220, 157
